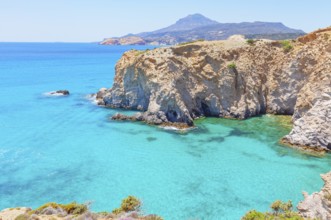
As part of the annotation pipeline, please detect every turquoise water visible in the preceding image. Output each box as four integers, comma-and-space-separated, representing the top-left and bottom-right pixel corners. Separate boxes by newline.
0, 43, 330, 220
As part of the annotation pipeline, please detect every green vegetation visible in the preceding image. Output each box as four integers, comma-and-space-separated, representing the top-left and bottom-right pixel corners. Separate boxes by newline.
178, 39, 205, 46
12, 197, 163, 219
14, 214, 29, 220
242, 200, 304, 220
133, 49, 150, 56
280, 40, 293, 52
112, 195, 141, 215
246, 39, 255, 45
33, 202, 88, 215
227, 62, 237, 69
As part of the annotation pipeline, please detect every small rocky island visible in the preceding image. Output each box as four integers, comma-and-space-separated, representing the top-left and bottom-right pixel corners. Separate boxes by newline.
45, 90, 70, 96
96, 27, 331, 153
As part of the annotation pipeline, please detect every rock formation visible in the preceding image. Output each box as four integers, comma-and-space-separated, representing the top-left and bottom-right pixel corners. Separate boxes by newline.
45, 90, 70, 96
97, 27, 331, 152
297, 172, 331, 220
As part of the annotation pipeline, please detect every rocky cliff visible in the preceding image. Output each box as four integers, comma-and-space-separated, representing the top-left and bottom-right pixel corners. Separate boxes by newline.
97, 28, 331, 152
297, 172, 331, 219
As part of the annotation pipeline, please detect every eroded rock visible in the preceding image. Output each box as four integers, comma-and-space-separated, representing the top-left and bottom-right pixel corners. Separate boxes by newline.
97, 27, 331, 152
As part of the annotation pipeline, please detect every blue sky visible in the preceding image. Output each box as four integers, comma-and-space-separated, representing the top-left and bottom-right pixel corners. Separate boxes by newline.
0, 0, 330, 42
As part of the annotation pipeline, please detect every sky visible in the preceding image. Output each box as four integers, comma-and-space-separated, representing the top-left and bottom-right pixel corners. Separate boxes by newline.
0, 0, 330, 42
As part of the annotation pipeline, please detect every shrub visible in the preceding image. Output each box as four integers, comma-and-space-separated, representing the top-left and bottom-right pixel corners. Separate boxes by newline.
33, 202, 87, 215
112, 196, 141, 214
227, 62, 237, 69
280, 40, 293, 52
121, 196, 141, 212
62, 202, 88, 215
242, 200, 304, 220
270, 200, 282, 213
241, 210, 266, 220
246, 39, 255, 45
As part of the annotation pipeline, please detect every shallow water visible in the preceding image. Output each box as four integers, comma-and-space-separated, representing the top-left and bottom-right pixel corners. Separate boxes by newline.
0, 43, 330, 220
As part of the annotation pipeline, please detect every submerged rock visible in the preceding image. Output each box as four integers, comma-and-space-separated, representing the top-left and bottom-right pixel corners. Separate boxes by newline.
97, 27, 331, 152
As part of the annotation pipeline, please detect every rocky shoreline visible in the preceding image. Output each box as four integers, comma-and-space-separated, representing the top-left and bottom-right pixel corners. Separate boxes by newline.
0, 196, 162, 220
96, 27, 331, 153
242, 172, 331, 219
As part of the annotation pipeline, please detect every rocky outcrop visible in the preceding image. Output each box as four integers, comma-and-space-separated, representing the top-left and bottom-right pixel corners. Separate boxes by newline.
282, 92, 331, 153
0, 197, 162, 220
45, 90, 70, 96
97, 27, 331, 152
297, 172, 331, 220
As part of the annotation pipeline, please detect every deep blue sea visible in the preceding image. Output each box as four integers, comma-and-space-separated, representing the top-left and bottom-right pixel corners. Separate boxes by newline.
0, 43, 330, 220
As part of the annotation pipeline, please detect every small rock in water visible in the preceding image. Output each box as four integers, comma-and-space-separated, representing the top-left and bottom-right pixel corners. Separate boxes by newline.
54, 90, 70, 95
46, 90, 70, 96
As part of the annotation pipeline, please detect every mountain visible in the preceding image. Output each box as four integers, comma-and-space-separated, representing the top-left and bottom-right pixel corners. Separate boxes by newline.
139, 13, 219, 36
100, 14, 305, 45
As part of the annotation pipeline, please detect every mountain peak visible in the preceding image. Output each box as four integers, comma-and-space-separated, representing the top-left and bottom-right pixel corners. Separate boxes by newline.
175, 13, 219, 26
147, 14, 219, 35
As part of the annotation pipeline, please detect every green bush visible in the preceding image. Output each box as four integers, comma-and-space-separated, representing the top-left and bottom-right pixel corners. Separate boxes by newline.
241, 210, 265, 220
246, 39, 255, 45
242, 200, 303, 220
227, 62, 237, 69
33, 202, 87, 215
280, 40, 293, 52
112, 195, 141, 214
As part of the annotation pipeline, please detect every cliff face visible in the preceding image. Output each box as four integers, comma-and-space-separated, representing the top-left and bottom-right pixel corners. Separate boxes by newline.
97, 28, 331, 152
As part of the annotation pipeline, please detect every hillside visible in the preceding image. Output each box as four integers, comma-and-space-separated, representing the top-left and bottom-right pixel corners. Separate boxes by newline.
101, 14, 305, 45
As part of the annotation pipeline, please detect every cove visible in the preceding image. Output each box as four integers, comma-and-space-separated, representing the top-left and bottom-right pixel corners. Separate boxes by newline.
0, 43, 330, 220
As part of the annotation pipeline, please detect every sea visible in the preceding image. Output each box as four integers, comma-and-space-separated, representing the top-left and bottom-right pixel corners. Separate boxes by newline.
0, 43, 330, 220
